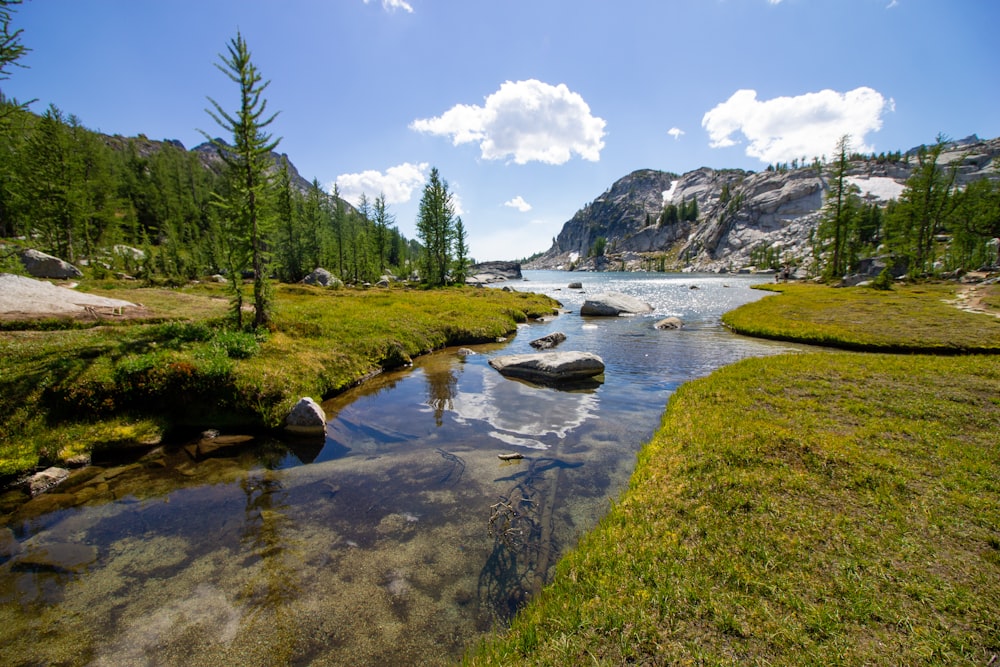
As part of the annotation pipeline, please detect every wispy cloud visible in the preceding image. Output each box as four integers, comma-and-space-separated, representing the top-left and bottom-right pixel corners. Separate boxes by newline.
701, 87, 891, 164
333, 162, 428, 205
410, 79, 606, 165
504, 196, 532, 213
667, 127, 685, 140
363, 0, 413, 14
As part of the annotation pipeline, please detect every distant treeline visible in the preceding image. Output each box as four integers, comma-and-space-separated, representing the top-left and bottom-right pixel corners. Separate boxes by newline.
0, 102, 420, 285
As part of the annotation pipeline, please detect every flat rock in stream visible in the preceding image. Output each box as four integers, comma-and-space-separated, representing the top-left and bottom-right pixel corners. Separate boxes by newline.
579, 291, 654, 316
489, 351, 605, 383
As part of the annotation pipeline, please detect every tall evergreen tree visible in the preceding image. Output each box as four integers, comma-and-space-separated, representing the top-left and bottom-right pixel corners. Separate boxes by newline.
203, 31, 280, 329
883, 136, 957, 276
372, 192, 394, 274
452, 216, 469, 284
818, 135, 859, 279
415, 167, 455, 286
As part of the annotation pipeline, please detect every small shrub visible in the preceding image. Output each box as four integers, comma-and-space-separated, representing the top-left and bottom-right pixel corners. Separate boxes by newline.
872, 267, 894, 291
214, 330, 261, 359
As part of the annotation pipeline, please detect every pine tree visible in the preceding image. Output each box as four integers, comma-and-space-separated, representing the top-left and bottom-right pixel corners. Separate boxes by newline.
203, 31, 280, 329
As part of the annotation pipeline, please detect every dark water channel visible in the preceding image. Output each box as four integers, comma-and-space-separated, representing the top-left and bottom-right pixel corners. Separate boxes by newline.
0, 272, 805, 666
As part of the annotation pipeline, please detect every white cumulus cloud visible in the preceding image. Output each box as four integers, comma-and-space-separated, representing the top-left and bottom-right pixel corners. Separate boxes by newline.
701, 87, 891, 164
667, 127, 685, 140
504, 196, 532, 213
333, 162, 429, 205
410, 79, 606, 165
363, 0, 413, 13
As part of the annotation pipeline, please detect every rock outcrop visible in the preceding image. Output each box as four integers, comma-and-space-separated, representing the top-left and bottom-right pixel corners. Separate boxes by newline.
467, 261, 523, 284
489, 351, 605, 383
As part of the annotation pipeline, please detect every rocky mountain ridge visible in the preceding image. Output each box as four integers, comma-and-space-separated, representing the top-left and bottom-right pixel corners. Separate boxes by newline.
526, 135, 1000, 274
103, 133, 318, 196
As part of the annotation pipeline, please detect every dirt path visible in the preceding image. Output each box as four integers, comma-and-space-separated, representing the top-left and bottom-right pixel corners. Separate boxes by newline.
951, 282, 1000, 319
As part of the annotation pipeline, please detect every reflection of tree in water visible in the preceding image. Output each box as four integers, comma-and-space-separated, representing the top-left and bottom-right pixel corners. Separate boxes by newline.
479, 457, 583, 624
424, 363, 459, 427
239, 471, 301, 662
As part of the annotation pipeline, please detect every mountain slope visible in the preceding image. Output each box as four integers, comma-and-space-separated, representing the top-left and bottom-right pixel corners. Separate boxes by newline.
527, 135, 1000, 273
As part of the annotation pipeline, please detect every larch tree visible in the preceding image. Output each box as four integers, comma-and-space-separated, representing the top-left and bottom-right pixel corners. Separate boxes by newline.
818, 135, 859, 280
416, 167, 455, 286
373, 192, 393, 274
452, 216, 470, 285
203, 31, 280, 329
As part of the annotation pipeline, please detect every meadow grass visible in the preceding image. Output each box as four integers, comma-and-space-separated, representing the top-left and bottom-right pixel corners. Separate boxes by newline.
0, 282, 557, 476
469, 281, 1000, 665
722, 283, 1000, 352
468, 352, 1000, 665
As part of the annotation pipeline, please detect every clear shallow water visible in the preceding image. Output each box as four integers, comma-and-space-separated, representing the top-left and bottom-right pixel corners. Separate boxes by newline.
0, 272, 805, 666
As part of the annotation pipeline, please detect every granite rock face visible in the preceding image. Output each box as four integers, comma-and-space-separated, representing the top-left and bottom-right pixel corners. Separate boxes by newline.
525, 135, 1000, 275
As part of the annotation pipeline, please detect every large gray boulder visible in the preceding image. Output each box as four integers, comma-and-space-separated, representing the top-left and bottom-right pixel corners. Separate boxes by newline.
285, 397, 327, 435
580, 292, 654, 316
302, 268, 342, 288
489, 351, 605, 383
19, 249, 83, 279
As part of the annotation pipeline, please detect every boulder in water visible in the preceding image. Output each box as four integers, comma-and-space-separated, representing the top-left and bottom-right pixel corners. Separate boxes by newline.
489, 351, 605, 384
285, 397, 327, 435
580, 292, 654, 316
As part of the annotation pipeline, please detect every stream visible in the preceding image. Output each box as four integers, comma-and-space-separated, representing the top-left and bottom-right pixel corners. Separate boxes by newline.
0, 271, 805, 666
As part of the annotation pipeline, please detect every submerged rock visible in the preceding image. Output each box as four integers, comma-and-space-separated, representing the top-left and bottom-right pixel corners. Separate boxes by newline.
285, 397, 327, 435
489, 351, 605, 383
580, 292, 654, 316
654, 317, 683, 330
529, 332, 567, 350
11, 543, 98, 574
28, 466, 70, 496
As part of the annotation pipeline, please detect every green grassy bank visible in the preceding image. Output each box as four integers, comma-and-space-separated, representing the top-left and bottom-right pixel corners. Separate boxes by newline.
722, 282, 1000, 352
0, 282, 558, 477
469, 283, 1000, 666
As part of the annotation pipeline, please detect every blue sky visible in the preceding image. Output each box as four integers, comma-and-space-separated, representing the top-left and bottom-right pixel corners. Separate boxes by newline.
5, 0, 999, 261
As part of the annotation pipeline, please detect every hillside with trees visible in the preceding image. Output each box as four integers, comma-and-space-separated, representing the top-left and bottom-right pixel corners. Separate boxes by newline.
528, 135, 1000, 280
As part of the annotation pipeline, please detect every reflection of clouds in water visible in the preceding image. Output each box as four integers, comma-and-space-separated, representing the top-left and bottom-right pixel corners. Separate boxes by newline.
489, 430, 546, 450
450, 366, 600, 449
